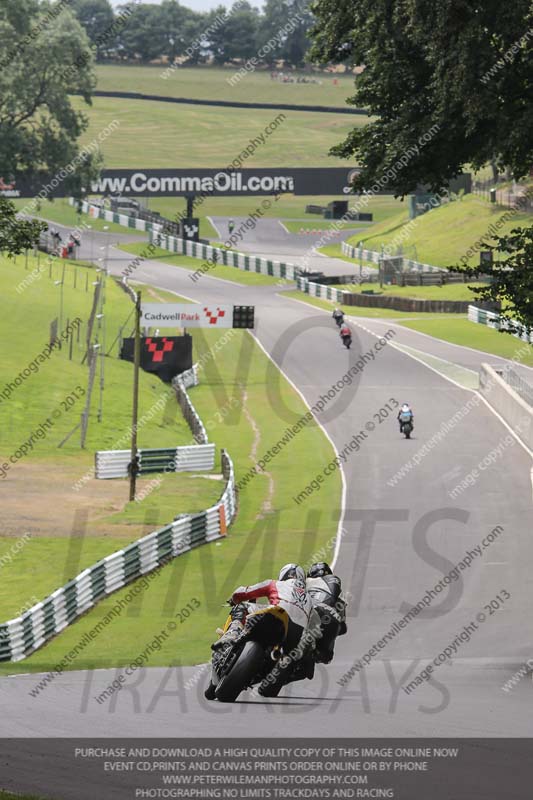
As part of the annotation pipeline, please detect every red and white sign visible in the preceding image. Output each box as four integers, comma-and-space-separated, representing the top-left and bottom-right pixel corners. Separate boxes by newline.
141, 303, 232, 328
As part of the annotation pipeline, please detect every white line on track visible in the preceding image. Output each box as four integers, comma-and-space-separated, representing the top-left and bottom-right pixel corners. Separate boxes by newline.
283, 294, 533, 498
248, 330, 347, 570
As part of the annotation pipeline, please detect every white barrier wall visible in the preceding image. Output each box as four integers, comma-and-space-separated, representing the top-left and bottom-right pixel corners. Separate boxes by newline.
479, 363, 533, 452
341, 241, 443, 273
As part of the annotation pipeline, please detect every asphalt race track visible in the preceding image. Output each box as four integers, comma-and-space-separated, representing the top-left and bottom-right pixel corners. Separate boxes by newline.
2, 225, 532, 761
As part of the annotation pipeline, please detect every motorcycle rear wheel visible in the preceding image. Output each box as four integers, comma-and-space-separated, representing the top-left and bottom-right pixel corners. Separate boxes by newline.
215, 640, 265, 703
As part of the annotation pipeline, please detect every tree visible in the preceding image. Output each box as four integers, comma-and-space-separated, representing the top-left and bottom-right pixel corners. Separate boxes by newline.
455, 226, 533, 334
223, 2, 260, 62
0, 0, 97, 184
309, 0, 533, 195
0, 197, 46, 255
259, 0, 313, 67
71, 0, 114, 59
159, 0, 203, 63
119, 3, 168, 62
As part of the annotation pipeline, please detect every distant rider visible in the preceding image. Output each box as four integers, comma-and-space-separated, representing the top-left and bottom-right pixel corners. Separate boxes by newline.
398, 402, 414, 432
332, 308, 344, 326
306, 562, 347, 663
340, 323, 351, 342
228, 218, 235, 235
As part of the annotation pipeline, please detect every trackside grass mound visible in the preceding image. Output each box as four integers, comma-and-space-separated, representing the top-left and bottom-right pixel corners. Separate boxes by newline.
0, 320, 341, 672
347, 194, 533, 267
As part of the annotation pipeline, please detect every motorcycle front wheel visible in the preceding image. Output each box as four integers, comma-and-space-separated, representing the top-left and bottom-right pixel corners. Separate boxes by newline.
215, 640, 265, 703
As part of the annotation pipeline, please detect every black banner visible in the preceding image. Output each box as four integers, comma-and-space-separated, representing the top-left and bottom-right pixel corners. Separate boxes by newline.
0, 739, 531, 800
120, 335, 192, 383
3, 169, 472, 198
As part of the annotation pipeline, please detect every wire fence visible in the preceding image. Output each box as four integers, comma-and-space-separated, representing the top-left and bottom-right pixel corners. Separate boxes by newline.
497, 366, 533, 409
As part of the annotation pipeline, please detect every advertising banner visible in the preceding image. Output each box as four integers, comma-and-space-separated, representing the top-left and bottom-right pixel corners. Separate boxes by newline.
140, 303, 233, 328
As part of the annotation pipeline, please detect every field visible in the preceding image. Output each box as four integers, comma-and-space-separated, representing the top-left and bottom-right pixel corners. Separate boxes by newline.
72, 96, 362, 169
348, 193, 533, 267
95, 64, 360, 108
0, 253, 341, 671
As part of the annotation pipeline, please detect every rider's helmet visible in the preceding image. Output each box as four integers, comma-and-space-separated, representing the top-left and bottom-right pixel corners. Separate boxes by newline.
401, 403, 410, 411
307, 562, 333, 579
279, 563, 298, 581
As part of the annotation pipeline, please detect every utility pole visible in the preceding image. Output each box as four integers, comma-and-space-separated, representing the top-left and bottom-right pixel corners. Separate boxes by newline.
129, 290, 142, 502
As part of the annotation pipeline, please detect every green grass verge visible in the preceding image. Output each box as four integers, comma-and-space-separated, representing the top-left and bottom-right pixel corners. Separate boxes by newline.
331, 281, 487, 301
0, 253, 192, 457
283, 290, 428, 319
0, 791, 50, 800
286, 290, 533, 365
11, 198, 143, 236
347, 194, 533, 267
95, 64, 360, 108
317, 243, 378, 270
282, 220, 359, 233
73, 96, 361, 168
400, 318, 533, 365
118, 241, 287, 286
0, 323, 340, 672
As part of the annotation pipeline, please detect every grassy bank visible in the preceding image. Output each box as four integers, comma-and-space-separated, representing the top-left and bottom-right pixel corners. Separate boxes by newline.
72, 96, 359, 169
95, 64, 359, 108
347, 194, 533, 267
0, 304, 341, 672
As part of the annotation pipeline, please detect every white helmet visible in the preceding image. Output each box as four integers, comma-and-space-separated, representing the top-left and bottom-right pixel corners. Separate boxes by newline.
279, 563, 298, 581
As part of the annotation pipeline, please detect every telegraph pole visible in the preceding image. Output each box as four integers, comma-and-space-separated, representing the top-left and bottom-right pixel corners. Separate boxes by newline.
129, 290, 142, 502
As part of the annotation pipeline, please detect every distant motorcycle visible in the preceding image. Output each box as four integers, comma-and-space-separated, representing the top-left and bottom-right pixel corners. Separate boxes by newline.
333, 314, 344, 328
341, 334, 352, 349
399, 416, 413, 438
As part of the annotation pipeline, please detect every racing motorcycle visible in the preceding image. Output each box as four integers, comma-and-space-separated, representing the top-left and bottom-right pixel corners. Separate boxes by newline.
205, 603, 314, 702
341, 333, 352, 349
399, 417, 413, 439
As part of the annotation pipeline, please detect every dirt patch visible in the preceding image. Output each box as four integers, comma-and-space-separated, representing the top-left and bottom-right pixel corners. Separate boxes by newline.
0, 460, 155, 540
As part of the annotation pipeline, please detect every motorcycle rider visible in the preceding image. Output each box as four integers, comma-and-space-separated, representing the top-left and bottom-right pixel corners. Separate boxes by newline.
332, 308, 344, 326
339, 322, 352, 346
306, 562, 347, 663
214, 564, 320, 696
398, 402, 414, 432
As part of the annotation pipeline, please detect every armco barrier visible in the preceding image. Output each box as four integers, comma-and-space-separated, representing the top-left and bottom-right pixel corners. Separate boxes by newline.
0, 362, 236, 663
95, 443, 216, 478
297, 277, 346, 304
341, 241, 443, 273
72, 198, 301, 280
479, 364, 533, 452
151, 230, 300, 282
298, 277, 472, 313
173, 365, 208, 444
70, 198, 164, 236
468, 305, 533, 344
0, 450, 236, 663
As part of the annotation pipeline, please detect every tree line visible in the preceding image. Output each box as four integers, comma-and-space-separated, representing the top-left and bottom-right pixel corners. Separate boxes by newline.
72, 0, 314, 67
